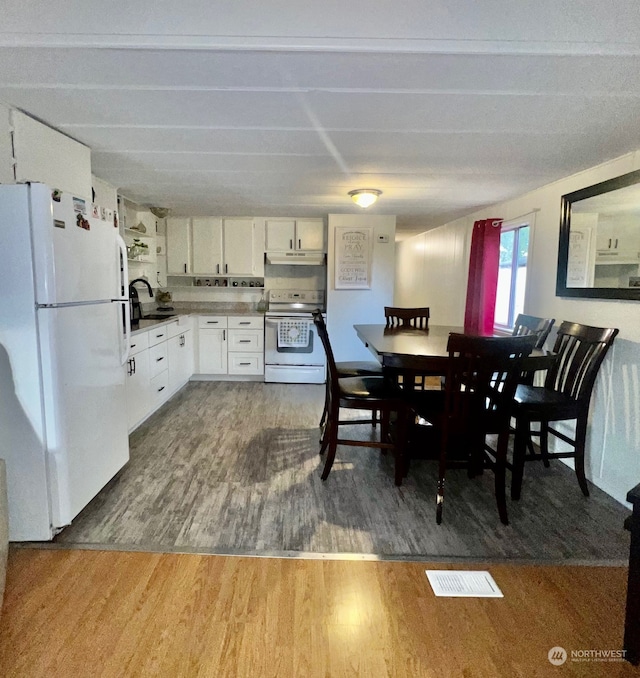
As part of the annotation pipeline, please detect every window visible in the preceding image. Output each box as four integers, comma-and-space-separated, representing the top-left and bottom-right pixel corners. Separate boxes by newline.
494, 221, 530, 329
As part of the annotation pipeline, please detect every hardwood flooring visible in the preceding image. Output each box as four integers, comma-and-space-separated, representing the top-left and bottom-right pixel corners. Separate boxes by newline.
54, 381, 630, 562
0, 547, 636, 677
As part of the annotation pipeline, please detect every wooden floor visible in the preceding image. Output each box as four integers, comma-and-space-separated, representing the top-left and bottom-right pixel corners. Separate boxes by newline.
0, 547, 635, 677
55, 381, 630, 561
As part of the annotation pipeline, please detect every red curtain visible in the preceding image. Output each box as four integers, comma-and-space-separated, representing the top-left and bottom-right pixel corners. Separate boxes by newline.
464, 218, 502, 335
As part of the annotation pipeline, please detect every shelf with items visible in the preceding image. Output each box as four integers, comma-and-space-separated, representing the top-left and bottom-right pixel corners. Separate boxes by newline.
166, 275, 264, 289
124, 227, 154, 240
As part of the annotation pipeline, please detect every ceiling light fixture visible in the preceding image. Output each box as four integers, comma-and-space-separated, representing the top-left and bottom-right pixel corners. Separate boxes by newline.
348, 189, 382, 208
149, 206, 171, 219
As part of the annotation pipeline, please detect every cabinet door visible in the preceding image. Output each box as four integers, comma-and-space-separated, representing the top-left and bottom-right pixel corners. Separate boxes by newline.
168, 330, 194, 393
265, 219, 296, 251
223, 219, 255, 275
198, 328, 227, 374
125, 350, 151, 431
166, 218, 192, 274
296, 219, 325, 251
192, 217, 223, 274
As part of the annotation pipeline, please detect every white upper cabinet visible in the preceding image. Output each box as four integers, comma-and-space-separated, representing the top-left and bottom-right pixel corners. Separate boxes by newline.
266, 219, 296, 251
166, 217, 265, 277
166, 218, 192, 274
265, 218, 325, 252
192, 217, 223, 274
296, 219, 325, 251
223, 218, 256, 275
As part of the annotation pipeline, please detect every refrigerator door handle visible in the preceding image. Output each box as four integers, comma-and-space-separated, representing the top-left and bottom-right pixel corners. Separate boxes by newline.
120, 300, 131, 366
115, 235, 130, 301
115, 235, 131, 365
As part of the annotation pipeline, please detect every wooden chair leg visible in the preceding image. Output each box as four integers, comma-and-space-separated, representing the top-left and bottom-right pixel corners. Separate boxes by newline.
393, 407, 408, 487
574, 416, 590, 497
321, 417, 339, 481
493, 434, 509, 525
539, 421, 551, 468
319, 380, 329, 430
436, 422, 449, 524
511, 417, 529, 500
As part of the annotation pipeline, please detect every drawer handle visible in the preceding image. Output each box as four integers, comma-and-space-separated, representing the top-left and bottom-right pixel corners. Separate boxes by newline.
239, 321, 251, 325
156, 356, 165, 362
158, 386, 165, 392
130, 343, 136, 349
156, 334, 164, 338
239, 362, 251, 366
239, 339, 251, 343
206, 321, 219, 324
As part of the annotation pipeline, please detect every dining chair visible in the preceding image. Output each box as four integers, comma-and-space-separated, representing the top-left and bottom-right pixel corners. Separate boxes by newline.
384, 306, 430, 329
314, 313, 409, 486
512, 314, 555, 349
512, 314, 555, 389
410, 333, 537, 525
510, 321, 618, 500
312, 310, 382, 430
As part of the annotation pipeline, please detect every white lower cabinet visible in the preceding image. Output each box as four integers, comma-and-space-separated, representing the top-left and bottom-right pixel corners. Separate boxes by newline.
168, 330, 194, 393
125, 345, 151, 432
196, 315, 264, 377
125, 316, 195, 432
198, 316, 228, 374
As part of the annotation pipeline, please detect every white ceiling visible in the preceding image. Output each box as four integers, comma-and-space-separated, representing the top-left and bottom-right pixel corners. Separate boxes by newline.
1, 1, 640, 238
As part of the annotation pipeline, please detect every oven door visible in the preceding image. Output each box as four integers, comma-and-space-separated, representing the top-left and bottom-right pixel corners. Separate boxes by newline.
264, 316, 325, 367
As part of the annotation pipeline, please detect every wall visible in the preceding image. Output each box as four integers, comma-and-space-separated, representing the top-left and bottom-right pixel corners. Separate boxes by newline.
327, 213, 396, 362
0, 103, 13, 184
395, 150, 640, 506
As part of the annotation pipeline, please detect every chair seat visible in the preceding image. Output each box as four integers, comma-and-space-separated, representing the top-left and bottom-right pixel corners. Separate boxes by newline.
338, 375, 399, 401
514, 384, 581, 419
336, 360, 383, 377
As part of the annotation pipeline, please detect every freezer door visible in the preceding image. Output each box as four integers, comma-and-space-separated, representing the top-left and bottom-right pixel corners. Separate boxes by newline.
38, 302, 130, 529
29, 184, 122, 304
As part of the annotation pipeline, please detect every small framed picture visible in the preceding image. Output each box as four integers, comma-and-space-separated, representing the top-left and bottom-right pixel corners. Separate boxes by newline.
92, 204, 100, 218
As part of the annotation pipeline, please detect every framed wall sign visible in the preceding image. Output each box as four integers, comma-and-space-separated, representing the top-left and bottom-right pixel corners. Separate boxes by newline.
334, 226, 373, 289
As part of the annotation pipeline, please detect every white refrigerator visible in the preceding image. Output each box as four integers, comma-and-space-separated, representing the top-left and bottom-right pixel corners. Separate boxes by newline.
0, 183, 131, 541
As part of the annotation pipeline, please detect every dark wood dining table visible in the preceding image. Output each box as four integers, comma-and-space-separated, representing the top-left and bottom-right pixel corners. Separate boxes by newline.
354, 324, 557, 376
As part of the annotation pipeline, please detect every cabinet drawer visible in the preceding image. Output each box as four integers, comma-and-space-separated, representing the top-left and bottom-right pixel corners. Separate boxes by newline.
228, 316, 264, 330
149, 327, 169, 347
150, 370, 169, 405
228, 353, 264, 375
149, 342, 168, 378
228, 329, 264, 352
198, 315, 228, 329
128, 331, 149, 356
167, 316, 193, 338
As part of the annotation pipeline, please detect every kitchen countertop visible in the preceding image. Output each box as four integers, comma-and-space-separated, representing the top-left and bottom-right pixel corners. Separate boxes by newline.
130, 309, 265, 335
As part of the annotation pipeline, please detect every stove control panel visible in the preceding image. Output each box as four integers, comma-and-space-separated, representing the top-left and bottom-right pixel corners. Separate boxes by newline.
268, 290, 325, 304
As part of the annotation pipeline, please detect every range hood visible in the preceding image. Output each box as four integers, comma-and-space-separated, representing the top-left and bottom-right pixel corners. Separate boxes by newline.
266, 251, 326, 266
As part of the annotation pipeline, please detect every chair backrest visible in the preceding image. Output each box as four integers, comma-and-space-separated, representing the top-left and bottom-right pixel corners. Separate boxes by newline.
545, 321, 619, 402
444, 334, 537, 433
512, 314, 555, 349
385, 306, 430, 329
313, 310, 340, 387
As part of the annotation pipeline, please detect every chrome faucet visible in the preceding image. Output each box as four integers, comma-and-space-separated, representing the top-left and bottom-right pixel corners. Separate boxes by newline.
129, 278, 154, 321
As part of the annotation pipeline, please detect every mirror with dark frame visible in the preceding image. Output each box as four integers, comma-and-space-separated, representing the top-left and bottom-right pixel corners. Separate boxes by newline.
556, 168, 640, 300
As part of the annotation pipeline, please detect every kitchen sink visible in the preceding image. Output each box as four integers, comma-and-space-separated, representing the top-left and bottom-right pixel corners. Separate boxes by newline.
142, 313, 177, 320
